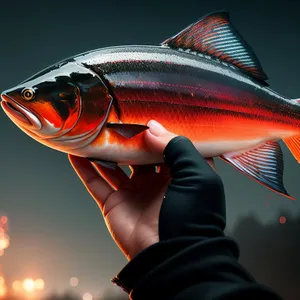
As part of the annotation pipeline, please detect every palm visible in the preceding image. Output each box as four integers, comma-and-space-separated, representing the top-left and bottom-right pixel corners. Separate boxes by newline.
69, 155, 171, 259
103, 166, 171, 259
69, 153, 215, 260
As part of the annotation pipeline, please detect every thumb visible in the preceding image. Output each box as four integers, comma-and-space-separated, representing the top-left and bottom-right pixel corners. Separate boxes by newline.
144, 120, 178, 154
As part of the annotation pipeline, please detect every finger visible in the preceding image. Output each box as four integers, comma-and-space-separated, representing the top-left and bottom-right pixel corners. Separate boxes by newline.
68, 155, 113, 209
205, 158, 216, 171
144, 120, 178, 154
92, 163, 129, 190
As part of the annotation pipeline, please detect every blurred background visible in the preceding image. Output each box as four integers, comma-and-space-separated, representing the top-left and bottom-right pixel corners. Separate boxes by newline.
0, 0, 300, 299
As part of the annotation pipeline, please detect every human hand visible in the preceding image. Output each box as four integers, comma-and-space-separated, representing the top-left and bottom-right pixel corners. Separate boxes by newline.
69, 120, 215, 260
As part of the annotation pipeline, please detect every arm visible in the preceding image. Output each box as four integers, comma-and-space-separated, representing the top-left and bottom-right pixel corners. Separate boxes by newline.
112, 136, 283, 300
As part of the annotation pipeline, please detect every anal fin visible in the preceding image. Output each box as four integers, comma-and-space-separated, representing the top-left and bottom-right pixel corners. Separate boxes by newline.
283, 135, 300, 163
219, 141, 294, 200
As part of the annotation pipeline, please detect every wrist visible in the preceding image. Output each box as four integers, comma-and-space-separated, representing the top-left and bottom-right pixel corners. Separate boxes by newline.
127, 235, 159, 261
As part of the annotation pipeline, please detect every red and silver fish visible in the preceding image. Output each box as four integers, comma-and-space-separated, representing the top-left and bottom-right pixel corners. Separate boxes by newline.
1, 12, 300, 199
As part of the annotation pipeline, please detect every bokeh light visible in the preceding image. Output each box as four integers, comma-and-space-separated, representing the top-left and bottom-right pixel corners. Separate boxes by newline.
0, 286, 6, 297
0, 277, 6, 298
23, 278, 35, 292
0, 250, 4, 257
70, 277, 79, 287
82, 292, 93, 300
12, 280, 22, 292
0, 234, 10, 250
0, 216, 7, 225
35, 278, 45, 290
279, 216, 287, 224
12, 278, 45, 294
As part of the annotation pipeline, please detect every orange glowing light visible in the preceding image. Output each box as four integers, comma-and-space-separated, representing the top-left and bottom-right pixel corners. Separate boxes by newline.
0, 228, 4, 235
0, 217, 7, 224
23, 279, 35, 292
0, 286, 6, 297
279, 216, 287, 224
12, 280, 22, 292
35, 279, 45, 290
0, 277, 6, 298
83, 292, 93, 300
0, 235, 10, 250
70, 277, 79, 287
0, 241, 5, 250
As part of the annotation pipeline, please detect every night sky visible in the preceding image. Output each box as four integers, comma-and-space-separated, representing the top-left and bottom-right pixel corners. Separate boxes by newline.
0, 0, 300, 299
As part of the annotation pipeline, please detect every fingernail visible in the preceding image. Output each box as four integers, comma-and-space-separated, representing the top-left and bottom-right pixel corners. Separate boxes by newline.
147, 120, 166, 137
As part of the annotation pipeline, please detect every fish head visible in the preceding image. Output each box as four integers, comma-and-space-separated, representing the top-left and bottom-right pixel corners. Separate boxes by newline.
1, 61, 113, 152
1, 76, 81, 137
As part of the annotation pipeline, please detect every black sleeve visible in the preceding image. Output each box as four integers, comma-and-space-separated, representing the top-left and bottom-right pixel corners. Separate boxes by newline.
111, 136, 283, 300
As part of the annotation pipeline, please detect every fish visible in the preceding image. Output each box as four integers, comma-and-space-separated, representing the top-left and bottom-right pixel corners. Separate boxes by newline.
1, 11, 300, 200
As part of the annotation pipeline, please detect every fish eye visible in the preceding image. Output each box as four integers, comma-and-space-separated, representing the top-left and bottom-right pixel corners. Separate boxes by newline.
21, 88, 35, 101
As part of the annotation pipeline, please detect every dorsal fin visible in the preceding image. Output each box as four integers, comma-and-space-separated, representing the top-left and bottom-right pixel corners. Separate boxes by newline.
161, 11, 269, 83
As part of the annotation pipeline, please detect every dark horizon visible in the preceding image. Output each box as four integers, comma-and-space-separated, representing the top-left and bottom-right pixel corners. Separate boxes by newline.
0, 1, 300, 299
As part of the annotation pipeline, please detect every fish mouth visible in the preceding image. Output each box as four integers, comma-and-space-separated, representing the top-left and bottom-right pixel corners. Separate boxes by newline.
1, 94, 42, 130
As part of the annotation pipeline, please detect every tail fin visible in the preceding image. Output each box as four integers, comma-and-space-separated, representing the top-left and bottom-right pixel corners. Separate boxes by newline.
283, 98, 300, 162
283, 135, 300, 163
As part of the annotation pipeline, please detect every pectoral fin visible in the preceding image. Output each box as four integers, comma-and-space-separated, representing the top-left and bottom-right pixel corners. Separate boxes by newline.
87, 158, 118, 170
219, 141, 294, 200
106, 122, 149, 138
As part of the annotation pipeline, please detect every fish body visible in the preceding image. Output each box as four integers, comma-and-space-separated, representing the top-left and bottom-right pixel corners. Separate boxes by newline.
73, 45, 300, 162
1, 11, 300, 199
